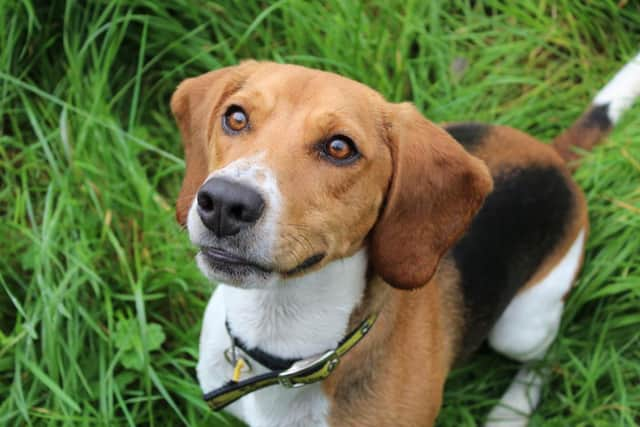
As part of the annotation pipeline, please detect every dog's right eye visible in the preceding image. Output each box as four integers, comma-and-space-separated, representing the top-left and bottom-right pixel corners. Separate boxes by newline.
222, 106, 249, 134
319, 135, 360, 165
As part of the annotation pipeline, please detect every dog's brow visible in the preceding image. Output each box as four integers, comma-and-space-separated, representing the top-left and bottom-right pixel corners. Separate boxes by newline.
217, 78, 246, 109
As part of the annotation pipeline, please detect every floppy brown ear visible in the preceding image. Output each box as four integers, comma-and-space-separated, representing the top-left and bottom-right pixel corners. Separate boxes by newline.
171, 62, 257, 225
370, 103, 493, 289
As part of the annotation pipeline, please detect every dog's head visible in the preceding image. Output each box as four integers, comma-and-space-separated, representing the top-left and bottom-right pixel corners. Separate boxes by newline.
171, 62, 492, 289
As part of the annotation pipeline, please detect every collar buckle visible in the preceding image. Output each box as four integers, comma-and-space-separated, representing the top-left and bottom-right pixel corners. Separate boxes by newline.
277, 349, 339, 388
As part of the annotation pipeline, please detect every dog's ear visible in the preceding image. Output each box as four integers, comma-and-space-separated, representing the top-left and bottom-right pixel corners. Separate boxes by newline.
171, 61, 257, 225
370, 103, 493, 289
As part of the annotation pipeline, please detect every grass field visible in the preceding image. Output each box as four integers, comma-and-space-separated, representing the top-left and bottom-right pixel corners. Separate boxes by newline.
1, 1, 639, 426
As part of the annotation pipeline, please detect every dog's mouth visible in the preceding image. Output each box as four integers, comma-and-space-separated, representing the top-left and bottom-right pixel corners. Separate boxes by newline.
200, 247, 273, 274
280, 252, 326, 276
199, 247, 326, 277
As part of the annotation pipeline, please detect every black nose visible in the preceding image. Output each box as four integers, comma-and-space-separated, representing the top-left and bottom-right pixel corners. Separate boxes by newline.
196, 178, 265, 237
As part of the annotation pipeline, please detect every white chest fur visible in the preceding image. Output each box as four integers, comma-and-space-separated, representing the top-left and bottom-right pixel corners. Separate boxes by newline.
197, 250, 368, 427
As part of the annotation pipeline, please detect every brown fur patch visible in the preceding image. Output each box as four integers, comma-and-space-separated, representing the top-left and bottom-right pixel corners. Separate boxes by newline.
323, 276, 452, 427
553, 105, 612, 169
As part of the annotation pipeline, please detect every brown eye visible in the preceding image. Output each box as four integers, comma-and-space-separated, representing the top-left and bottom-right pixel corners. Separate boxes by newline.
321, 135, 359, 164
223, 106, 248, 133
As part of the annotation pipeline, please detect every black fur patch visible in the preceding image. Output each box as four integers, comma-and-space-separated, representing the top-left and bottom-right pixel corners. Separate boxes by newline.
452, 166, 574, 355
444, 122, 492, 151
582, 104, 612, 131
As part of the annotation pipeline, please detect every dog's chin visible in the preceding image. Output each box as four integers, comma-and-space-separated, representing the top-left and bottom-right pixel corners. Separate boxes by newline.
195, 252, 278, 289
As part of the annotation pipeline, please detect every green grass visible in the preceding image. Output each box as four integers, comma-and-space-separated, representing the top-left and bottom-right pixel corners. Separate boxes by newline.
1, 1, 639, 425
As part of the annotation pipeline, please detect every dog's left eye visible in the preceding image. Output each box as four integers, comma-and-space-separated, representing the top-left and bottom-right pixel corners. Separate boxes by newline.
222, 105, 249, 134
320, 135, 360, 164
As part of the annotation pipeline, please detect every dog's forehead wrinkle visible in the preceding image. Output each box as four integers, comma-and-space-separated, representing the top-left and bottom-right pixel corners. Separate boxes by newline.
247, 64, 377, 107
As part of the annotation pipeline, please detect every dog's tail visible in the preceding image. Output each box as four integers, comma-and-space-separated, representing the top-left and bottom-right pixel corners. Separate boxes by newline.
553, 52, 640, 165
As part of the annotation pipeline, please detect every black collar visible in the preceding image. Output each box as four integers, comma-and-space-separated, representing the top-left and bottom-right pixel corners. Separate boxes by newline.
204, 313, 378, 411
225, 320, 299, 371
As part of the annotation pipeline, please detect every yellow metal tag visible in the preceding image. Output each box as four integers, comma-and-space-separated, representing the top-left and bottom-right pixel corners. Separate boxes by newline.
232, 358, 247, 382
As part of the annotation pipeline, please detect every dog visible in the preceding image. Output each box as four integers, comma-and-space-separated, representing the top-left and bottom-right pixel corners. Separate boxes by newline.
170, 54, 640, 427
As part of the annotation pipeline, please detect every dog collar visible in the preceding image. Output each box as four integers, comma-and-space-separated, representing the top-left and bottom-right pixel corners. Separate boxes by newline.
203, 312, 378, 411
225, 320, 299, 371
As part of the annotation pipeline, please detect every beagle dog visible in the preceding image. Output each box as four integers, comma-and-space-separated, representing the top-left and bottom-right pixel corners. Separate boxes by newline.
171, 54, 640, 427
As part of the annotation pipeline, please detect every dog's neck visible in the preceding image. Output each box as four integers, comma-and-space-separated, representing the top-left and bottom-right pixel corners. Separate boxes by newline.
222, 249, 368, 360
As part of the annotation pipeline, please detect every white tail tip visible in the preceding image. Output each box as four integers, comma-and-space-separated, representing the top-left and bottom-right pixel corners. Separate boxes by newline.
593, 52, 640, 124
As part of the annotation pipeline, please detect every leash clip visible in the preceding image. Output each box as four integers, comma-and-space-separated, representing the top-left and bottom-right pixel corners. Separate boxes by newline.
224, 344, 238, 366
278, 349, 339, 388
